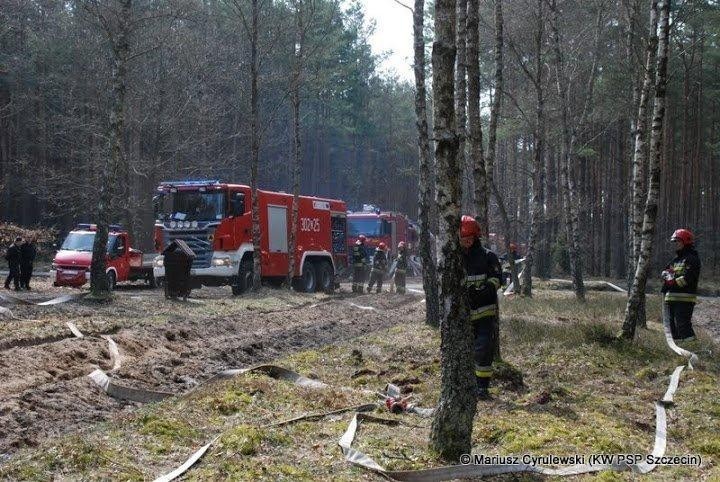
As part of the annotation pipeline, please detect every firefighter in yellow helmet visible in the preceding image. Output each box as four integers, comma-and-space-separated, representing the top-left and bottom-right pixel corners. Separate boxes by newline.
460, 215, 502, 400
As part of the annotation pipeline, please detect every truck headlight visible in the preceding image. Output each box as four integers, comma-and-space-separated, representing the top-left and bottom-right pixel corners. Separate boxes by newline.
211, 257, 232, 267
154, 256, 164, 268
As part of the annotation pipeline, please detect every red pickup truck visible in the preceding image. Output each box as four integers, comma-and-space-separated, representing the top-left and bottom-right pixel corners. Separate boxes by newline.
51, 224, 155, 289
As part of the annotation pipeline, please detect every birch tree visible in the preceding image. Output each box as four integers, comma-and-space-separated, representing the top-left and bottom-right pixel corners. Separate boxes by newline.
429, 0, 476, 461
621, 0, 671, 340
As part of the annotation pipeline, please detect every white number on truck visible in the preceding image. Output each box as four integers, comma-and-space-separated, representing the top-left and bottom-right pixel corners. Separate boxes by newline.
300, 218, 320, 232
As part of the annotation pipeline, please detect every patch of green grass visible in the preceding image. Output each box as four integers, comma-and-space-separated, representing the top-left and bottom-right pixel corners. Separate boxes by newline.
205, 389, 253, 415
218, 425, 264, 456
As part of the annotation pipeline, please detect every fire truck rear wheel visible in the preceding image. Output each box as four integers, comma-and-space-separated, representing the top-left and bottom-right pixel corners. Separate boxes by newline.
315, 261, 333, 293
297, 262, 317, 293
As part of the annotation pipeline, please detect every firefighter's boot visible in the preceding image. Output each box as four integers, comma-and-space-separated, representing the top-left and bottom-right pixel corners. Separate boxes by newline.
476, 377, 491, 401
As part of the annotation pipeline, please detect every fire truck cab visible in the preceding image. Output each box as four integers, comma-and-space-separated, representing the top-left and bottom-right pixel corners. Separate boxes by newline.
347, 206, 417, 261
152, 180, 347, 294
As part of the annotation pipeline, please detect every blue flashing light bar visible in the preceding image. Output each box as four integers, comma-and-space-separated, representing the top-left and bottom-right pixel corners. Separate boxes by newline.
160, 180, 221, 187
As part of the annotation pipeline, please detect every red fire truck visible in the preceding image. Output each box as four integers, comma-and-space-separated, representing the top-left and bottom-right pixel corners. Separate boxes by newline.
347, 207, 417, 261
51, 224, 155, 289
152, 180, 347, 294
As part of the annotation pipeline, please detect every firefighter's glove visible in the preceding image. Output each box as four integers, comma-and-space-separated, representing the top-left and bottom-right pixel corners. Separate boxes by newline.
385, 397, 409, 414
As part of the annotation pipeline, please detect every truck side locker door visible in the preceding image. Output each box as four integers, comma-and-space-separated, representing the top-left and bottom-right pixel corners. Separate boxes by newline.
267, 204, 288, 276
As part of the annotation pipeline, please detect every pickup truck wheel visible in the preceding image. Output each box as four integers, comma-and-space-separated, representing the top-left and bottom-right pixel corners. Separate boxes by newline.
296, 262, 317, 293
315, 261, 333, 293
232, 259, 253, 296
106, 271, 116, 291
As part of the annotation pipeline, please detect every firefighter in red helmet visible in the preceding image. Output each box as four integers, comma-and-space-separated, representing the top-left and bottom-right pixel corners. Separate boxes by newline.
351, 235, 368, 292
394, 241, 408, 294
460, 215, 503, 400
367, 242, 388, 293
661, 229, 701, 341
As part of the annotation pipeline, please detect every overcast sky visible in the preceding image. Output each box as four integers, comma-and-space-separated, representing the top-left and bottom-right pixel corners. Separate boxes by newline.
353, 0, 415, 82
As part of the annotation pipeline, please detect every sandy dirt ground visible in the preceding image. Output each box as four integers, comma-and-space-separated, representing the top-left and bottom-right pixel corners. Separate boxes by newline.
0, 277, 423, 457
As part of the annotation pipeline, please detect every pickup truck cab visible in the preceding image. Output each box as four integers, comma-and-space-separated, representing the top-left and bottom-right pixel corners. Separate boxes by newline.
51, 224, 155, 289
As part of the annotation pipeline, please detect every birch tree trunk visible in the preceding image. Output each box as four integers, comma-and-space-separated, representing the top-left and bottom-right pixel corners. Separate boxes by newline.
629, 0, 659, 326
90, 0, 132, 299
414, 0, 440, 327
621, 0, 670, 340
429, 0, 476, 461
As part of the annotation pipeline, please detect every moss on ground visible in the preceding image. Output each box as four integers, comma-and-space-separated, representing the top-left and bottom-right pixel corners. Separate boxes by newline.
2, 290, 718, 481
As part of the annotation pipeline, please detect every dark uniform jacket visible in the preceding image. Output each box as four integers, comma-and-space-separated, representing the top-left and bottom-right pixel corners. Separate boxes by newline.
4, 244, 21, 265
20, 243, 36, 265
352, 243, 367, 267
463, 240, 502, 321
662, 245, 701, 303
371, 249, 387, 272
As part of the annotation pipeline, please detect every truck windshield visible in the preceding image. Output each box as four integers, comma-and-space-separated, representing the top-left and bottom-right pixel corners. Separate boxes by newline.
61, 233, 119, 253
348, 218, 390, 237
157, 191, 225, 222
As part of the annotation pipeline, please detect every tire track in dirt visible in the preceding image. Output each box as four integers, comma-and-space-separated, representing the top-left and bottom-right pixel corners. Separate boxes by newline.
0, 291, 423, 456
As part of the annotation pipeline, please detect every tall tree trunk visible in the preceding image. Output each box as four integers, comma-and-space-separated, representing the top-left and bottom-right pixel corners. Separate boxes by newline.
629, 0, 659, 325
456, 0, 469, 212
287, 0, 305, 289
429, 0, 476, 462
468, 2, 487, 237
485, 0, 504, 361
91, 0, 132, 298
621, 0, 670, 340
522, 0, 544, 297
414, 0, 440, 327
250, 0, 262, 290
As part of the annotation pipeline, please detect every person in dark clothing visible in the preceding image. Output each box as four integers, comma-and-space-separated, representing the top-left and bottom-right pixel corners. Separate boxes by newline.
20, 237, 37, 290
661, 229, 701, 342
461, 216, 502, 400
4, 237, 23, 291
367, 242, 388, 293
394, 241, 408, 294
351, 235, 368, 293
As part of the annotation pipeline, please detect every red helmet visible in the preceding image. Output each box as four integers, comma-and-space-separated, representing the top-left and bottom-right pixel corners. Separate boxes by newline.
460, 215, 480, 238
670, 229, 694, 245
398, 241, 406, 249
378, 242, 387, 250
358, 234, 366, 242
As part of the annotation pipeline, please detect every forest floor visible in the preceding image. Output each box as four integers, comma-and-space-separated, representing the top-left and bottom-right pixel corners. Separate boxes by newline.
0, 278, 718, 481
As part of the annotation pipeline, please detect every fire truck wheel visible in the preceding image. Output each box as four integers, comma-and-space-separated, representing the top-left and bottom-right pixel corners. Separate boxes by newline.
297, 262, 317, 293
147, 273, 157, 289
233, 259, 253, 296
315, 261, 333, 293
106, 271, 116, 291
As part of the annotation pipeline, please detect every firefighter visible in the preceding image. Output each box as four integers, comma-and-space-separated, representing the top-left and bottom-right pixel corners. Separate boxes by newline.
4, 236, 23, 291
661, 229, 701, 342
394, 241, 408, 294
460, 215, 502, 400
367, 242, 388, 293
20, 236, 37, 290
351, 235, 368, 293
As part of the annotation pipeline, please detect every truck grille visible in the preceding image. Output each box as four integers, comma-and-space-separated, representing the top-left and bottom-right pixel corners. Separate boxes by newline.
164, 231, 213, 269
